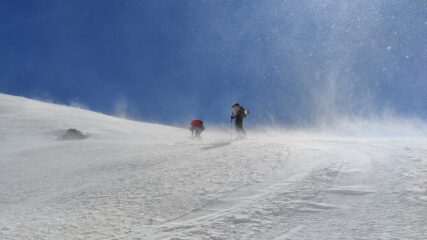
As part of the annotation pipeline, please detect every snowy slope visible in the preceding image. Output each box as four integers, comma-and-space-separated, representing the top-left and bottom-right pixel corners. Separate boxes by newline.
0, 93, 426, 240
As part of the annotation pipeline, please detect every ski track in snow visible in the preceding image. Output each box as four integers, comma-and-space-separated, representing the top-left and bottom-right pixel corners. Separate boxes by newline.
1, 93, 427, 240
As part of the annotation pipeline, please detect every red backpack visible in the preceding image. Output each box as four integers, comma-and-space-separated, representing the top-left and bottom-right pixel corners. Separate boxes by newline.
191, 119, 203, 127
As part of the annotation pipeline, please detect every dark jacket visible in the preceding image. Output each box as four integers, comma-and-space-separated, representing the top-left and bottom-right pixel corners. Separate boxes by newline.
231, 108, 245, 129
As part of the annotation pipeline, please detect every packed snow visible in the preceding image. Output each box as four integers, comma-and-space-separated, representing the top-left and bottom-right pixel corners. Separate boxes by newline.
0, 93, 426, 240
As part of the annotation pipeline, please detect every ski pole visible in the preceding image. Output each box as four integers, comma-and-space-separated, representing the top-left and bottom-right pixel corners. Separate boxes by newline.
230, 118, 233, 140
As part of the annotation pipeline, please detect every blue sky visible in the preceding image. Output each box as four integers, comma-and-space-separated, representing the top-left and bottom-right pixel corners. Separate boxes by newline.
1, 0, 426, 125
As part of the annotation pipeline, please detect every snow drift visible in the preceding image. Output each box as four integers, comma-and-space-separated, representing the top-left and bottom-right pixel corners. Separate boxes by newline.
0, 93, 426, 240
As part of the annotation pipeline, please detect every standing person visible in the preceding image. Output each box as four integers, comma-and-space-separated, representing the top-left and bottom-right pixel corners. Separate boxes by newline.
231, 102, 249, 138
189, 119, 205, 139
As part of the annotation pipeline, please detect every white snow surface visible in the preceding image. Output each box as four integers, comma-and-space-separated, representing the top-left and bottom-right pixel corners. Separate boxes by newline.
1, 93, 426, 240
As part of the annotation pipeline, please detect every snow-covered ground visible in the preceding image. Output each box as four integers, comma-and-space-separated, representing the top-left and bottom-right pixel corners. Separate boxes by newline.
0, 93, 426, 240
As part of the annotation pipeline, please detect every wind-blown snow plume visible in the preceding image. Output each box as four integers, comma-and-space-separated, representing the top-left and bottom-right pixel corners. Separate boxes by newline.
185, 0, 426, 125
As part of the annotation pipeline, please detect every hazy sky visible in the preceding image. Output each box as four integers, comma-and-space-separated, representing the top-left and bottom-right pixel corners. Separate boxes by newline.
1, 0, 426, 125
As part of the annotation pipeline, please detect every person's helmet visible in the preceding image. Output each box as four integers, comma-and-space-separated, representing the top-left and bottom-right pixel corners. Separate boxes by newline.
232, 102, 240, 107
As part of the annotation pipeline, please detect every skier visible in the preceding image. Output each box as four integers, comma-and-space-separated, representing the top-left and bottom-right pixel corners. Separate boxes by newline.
189, 119, 205, 139
231, 102, 249, 139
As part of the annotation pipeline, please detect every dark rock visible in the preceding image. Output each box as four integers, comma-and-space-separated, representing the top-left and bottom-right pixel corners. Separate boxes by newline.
61, 128, 88, 140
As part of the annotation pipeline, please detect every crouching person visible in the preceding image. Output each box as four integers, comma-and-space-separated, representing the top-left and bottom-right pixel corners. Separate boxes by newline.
190, 119, 205, 139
